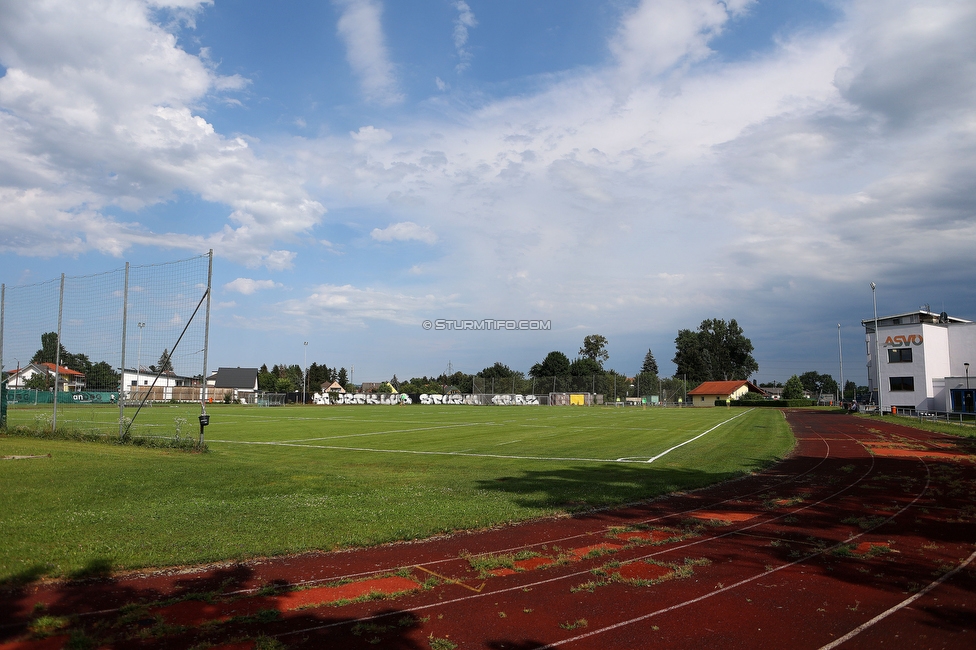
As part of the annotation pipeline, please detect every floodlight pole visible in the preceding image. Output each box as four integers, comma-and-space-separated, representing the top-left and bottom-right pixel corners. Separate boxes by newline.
871, 282, 883, 415
303, 341, 308, 404
837, 324, 844, 403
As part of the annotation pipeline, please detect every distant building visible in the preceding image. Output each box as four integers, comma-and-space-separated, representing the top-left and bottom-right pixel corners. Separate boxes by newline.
209, 367, 259, 397
5, 362, 86, 392
122, 367, 198, 400
321, 381, 346, 393
862, 309, 976, 413
687, 380, 766, 406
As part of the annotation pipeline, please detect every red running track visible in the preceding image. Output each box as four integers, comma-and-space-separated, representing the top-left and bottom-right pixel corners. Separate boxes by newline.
1, 410, 974, 649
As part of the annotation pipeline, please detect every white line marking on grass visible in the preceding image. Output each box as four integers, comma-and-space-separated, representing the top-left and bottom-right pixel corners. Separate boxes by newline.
275, 422, 482, 443
818, 549, 976, 649
206, 439, 640, 464
617, 409, 754, 463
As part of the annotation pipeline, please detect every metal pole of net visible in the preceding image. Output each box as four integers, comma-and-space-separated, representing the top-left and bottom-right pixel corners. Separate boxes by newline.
1, 253, 210, 439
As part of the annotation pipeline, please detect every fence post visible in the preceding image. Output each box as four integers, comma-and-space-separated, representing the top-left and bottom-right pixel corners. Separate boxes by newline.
200, 249, 213, 446
53, 274, 64, 433
0, 283, 4, 429
119, 263, 129, 439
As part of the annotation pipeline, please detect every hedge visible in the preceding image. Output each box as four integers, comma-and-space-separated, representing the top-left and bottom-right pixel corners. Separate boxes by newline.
717, 399, 816, 407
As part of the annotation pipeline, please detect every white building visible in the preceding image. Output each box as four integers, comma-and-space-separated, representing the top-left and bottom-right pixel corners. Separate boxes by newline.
122, 367, 200, 401
4, 362, 86, 391
862, 309, 976, 413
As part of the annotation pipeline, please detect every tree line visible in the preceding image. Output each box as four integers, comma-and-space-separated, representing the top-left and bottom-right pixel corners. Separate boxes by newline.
15, 332, 120, 391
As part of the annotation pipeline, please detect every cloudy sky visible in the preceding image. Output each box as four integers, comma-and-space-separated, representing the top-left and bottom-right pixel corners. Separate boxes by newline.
1, 0, 974, 385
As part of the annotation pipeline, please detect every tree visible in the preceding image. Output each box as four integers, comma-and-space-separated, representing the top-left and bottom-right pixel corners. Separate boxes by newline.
389, 375, 400, 389
376, 382, 393, 393
579, 335, 609, 367
569, 357, 602, 376
478, 362, 516, 379
25, 373, 51, 390
337, 367, 349, 387
307, 362, 331, 390
844, 380, 857, 401
153, 349, 174, 373
799, 371, 838, 397
783, 375, 805, 400
672, 318, 758, 382
641, 349, 659, 375
633, 372, 658, 396
86, 361, 120, 391
31, 331, 83, 370
530, 351, 571, 378
258, 368, 278, 392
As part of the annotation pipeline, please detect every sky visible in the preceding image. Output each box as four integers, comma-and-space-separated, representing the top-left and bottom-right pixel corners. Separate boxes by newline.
1, 0, 975, 386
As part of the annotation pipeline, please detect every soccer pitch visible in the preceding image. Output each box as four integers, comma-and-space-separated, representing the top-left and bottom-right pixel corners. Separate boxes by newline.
0, 405, 793, 582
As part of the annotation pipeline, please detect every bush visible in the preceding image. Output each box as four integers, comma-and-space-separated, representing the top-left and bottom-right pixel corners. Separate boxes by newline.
726, 399, 815, 407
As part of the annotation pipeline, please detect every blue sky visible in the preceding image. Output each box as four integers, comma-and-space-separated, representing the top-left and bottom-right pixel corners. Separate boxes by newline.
2, 0, 975, 385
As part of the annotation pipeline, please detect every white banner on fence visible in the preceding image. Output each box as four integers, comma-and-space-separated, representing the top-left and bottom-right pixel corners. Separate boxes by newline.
316, 393, 540, 405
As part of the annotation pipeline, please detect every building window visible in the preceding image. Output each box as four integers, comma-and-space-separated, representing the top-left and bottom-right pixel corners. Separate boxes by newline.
889, 377, 915, 391
887, 348, 913, 363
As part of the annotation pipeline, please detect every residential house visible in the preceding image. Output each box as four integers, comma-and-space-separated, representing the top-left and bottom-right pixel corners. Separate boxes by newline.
687, 380, 766, 406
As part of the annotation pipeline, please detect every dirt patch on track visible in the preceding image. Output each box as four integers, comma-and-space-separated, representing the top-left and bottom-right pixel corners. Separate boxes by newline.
2, 411, 974, 649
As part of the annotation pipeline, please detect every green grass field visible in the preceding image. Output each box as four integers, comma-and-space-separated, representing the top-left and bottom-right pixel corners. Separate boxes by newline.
0, 404, 794, 583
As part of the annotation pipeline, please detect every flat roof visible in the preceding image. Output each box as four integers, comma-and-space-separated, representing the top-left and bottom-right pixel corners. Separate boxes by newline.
861, 309, 970, 328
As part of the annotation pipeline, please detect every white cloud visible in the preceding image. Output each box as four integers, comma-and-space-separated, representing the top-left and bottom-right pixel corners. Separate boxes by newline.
333, 0, 403, 105
255, 283, 455, 330
0, 0, 325, 268
224, 278, 282, 295
453, 1, 477, 72
303, 0, 976, 352
610, 0, 753, 90
371, 221, 438, 244
350, 125, 393, 151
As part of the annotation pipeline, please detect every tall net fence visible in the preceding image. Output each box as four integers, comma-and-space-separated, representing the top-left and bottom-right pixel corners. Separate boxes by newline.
470, 374, 645, 399
1, 252, 212, 436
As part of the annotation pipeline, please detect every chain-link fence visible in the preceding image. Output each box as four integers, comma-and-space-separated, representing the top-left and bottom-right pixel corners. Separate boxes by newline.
1, 252, 212, 435
469, 374, 685, 403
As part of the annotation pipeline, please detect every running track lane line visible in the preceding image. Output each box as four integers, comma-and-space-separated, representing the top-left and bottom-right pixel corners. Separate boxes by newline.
537, 456, 933, 648
818, 548, 976, 649
273, 432, 892, 641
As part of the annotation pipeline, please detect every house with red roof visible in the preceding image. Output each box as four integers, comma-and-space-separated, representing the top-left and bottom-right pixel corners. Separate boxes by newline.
5, 362, 86, 392
687, 380, 765, 406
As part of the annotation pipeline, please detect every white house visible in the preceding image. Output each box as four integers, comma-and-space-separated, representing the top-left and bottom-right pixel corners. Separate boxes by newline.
862, 309, 976, 413
4, 362, 86, 391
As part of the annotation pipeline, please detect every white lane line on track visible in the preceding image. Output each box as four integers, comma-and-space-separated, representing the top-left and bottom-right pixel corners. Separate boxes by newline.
534, 451, 931, 648
275, 432, 895, 641
616, 408, 754, 463
818, 548, 976, 649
